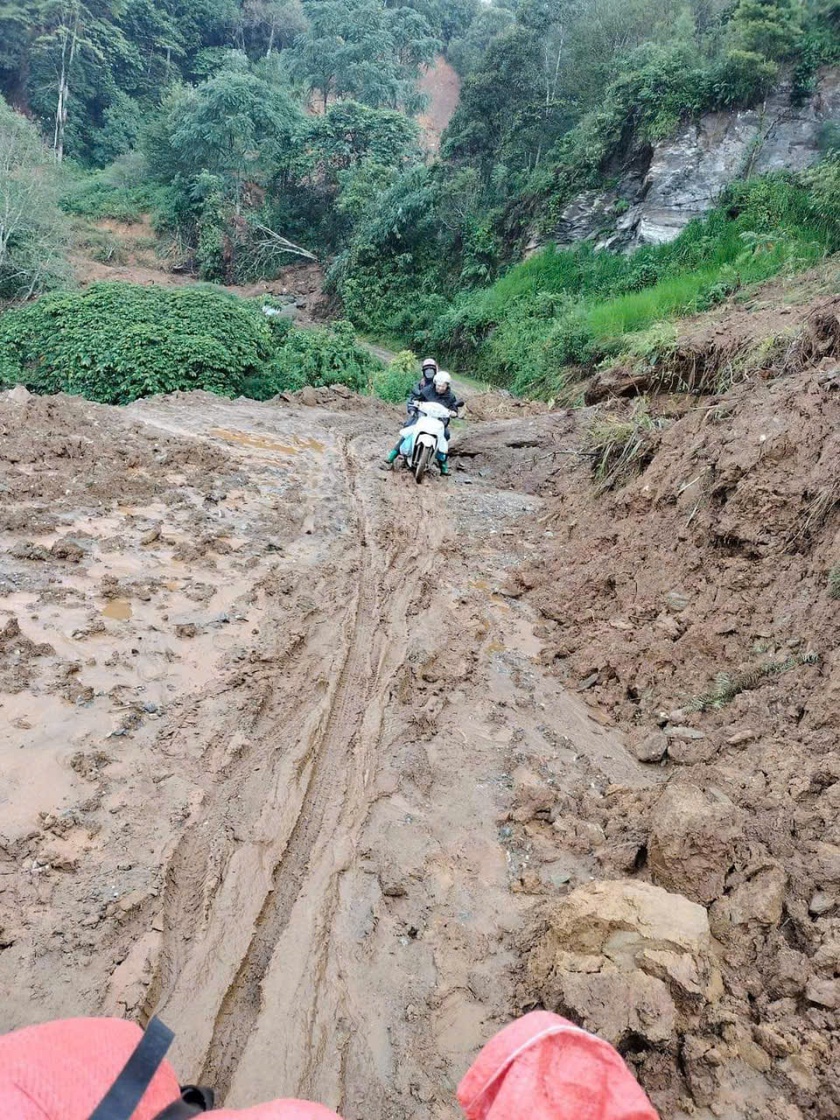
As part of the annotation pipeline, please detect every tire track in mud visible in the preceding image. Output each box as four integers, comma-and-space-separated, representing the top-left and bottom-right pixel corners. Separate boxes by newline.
188, 438, 442, 1101
199, 450, 377, 1096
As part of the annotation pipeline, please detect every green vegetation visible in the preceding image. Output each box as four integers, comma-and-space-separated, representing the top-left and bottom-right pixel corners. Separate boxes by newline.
372, 350, 421, 403
2, 0, 840, 403
0, 99, 71, 301
424, 172, 837, 396
244, 316, 381, 397
0, 283, 380, 403
687, 650, 819, 711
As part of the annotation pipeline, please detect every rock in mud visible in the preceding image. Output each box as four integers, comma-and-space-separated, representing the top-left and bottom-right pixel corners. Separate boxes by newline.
648, 782, 744, 904
9, 541, 50, 561
709, 863, 787, 935
808, 890, 835, 916
50, 538, 85, 563
7, 385, 31, 405
526, 880, 719, 1051
629, 729, 668, 763
805, 977, 840, 1009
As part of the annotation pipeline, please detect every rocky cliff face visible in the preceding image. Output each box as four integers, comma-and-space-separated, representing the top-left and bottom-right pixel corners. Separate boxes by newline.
543, 66, 840, 253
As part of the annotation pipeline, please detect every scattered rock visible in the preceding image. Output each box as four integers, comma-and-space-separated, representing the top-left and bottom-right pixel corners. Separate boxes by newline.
175, 623, 199, 639
558, 969, 677, 1048
526, 880, 719, 1052
648, 783, 744, 904
727, 729, 758, 746
8, 384, 31, 405
511, 766, 555, 822
140, 525, 161, 545
805, 977, 840, 1009
665, 726, 706, 741
808, 891, 835, 916
665, 591, 690, 612
666, 737, 719, 765
629, 730, 668, 763
50, 538, 85, 562
710, 864, 787, 934
9, 541, 50, 561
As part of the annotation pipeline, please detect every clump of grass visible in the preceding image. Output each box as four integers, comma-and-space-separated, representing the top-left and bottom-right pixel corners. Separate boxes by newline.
828, 565, 840, 600
72, 223, 128, 264
687, 651, 819, 712
587, 400, 663, 493
715, 329, 800, 393
616, 321, 680, 368
788, 480, 840, 549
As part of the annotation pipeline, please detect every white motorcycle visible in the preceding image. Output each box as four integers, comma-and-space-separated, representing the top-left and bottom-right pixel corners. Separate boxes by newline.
396, 400, 460, 483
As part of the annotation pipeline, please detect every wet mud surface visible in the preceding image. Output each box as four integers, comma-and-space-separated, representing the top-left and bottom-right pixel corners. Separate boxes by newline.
0, 389, 644, 1118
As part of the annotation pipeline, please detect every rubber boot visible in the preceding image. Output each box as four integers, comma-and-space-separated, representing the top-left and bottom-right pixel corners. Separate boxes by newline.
439, 455, 450, 476
386, 448, 399, 464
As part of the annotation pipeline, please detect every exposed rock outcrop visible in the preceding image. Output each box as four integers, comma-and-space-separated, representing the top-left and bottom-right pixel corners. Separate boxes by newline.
539, 68, 840, 253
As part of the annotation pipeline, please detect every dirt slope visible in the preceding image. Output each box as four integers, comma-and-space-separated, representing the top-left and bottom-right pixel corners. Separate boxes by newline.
417, 56, 461, 154
450, 292, 840, 1119
0, 388, 646, 1118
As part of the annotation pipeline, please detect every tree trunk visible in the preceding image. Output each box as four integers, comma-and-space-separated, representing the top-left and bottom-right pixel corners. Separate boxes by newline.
53, 7, 80, 163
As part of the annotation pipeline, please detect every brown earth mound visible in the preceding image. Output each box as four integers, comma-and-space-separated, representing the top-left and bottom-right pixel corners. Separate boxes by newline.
588, 289, 840, 402
448, 294, 840, 1118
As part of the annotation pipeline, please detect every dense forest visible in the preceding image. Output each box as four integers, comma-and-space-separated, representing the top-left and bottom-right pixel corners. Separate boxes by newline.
2, 0, 840, 401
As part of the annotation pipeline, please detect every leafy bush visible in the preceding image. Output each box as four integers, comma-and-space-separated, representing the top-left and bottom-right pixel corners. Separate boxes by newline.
0, 283, 274, 402
0, 284, 385, 405
60, 157, 160, 223
240, 318, 381, 398
372, 350, 418, 403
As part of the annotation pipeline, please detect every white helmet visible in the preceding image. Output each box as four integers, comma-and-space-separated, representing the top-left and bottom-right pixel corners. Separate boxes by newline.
434, 370, 452, 390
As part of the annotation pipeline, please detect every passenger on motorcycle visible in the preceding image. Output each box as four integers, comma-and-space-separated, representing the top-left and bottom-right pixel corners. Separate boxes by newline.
387, 371, 460, 475
418, 357, 438, 389
405, 357, 439, 418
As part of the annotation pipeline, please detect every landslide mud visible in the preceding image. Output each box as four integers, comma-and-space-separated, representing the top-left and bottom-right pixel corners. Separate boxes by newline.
0, 388, 645, 1119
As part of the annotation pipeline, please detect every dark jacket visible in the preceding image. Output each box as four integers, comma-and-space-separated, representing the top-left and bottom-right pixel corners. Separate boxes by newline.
409, 381, 459, 412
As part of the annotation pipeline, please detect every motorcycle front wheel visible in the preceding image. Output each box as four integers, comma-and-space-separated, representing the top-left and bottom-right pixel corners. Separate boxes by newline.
414, 444, 433, 484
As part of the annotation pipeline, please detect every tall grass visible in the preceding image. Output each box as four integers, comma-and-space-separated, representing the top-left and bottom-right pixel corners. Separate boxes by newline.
431, 173, 833, 396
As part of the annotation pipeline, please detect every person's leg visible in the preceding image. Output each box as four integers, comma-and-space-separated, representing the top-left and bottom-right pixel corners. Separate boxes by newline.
437, 424, 451, 473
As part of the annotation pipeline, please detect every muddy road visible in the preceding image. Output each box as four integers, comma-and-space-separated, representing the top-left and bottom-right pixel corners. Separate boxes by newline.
0, 388, 646, 1118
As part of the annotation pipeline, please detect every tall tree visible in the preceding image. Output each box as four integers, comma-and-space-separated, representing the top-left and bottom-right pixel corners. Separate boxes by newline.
728, 0, 804, 58
290, 0, 439, 110
242, 0, 307, 56
0, 97, 70, 298
146, 55, 304, 209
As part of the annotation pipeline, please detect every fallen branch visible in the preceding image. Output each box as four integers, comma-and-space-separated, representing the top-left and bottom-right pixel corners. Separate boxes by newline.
249, 220, 318, 262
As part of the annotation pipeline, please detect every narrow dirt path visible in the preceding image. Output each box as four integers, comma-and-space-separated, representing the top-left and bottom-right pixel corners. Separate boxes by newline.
0, 391, 651, 1119
121, 397, 648, 1117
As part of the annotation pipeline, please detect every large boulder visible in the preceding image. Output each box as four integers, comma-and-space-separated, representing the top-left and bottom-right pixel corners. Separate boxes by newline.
648, 783, 744, 905
527, 880, 720, 1051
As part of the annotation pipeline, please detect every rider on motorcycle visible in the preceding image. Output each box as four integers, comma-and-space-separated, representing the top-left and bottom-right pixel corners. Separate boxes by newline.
387, 371, 459, 475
